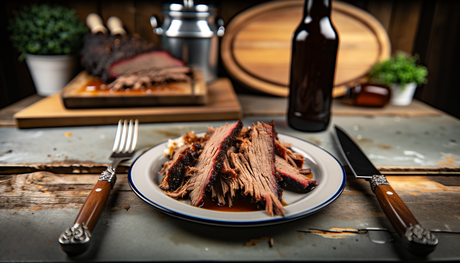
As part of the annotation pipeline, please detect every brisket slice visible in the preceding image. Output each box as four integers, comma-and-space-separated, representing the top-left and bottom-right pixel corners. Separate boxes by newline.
167, 121, 243, 206
274, 140, 304, 168
221, 147, 238, 179
211, 163, 240, 207
229, 122, 284, 216
269, 120, 279, 141
108, 66, 191, 91
209, 147, 239, 206
275, 155, 317, 193
159, 143, 202, 191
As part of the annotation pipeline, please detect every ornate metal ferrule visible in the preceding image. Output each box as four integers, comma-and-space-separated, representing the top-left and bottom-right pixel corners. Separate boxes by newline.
98, 167, 117, 188
370, 174, 390, 192
59, 223, 91, 245
405, 224, 438, 246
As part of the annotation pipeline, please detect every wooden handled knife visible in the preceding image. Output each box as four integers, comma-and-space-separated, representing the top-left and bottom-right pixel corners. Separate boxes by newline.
333, 125, 438, 255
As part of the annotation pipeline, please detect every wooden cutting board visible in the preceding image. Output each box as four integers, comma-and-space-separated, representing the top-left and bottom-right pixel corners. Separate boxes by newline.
61, 70, 207, 109
221, 0, 391, 97
14, 77, 241, 128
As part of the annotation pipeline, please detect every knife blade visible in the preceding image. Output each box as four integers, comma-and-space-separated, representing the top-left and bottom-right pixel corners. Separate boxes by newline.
333, 125, 438, 255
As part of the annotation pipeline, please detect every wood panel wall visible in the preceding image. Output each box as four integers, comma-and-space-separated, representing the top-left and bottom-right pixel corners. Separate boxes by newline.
412, 0, 460, 120
1, 0, 459, 119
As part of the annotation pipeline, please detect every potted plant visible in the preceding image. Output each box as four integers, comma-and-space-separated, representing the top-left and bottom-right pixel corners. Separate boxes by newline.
8, 4, 88, 96
368, 52, 428, 105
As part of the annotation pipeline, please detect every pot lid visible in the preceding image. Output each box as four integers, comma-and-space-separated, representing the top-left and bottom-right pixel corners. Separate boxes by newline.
221, 0, 391, 97
163, 1, 216, 18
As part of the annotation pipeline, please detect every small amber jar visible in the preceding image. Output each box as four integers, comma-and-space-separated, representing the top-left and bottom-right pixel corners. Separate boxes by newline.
343, 83, 391, 107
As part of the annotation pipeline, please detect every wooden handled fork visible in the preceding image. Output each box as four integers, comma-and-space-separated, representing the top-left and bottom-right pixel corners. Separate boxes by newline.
58, 119, 139, 255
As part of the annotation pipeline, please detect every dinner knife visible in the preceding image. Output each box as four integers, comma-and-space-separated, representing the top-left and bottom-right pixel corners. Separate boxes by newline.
333, 125, 438, 255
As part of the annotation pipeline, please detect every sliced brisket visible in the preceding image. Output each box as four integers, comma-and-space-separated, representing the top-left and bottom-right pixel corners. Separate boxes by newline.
108, 66, 191, 91
274, 140, 305, 168
168, 121, 243, 206
163, 121, 318, 217
159, 143, 202, 191
275, 155, 317, 193
230, 123, 284, 216
211, 167, 240, 207
269, 120, 279, 141
220, 154, 238, 179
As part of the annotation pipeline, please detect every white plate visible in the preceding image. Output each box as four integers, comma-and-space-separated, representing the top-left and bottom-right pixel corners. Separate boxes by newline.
128, 133, 346, 227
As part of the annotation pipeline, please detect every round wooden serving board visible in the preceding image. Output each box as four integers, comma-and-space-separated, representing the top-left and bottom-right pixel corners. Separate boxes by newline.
221, 0, 391, 97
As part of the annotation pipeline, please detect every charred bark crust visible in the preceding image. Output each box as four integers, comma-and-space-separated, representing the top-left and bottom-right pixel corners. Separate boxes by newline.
275, 152, 316, 193
207, 122, 243, 188
80, 34, 158, 82
199, 120, 243, 205
159, 143, 202, 191
277, 171, 316, 193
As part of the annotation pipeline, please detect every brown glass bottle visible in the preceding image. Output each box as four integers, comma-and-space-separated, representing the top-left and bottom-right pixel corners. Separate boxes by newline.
343, 83, 391, 107
287, 0, 339, 132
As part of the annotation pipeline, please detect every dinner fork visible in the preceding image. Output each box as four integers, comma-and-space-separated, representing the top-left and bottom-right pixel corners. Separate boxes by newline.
58, 119, 139, 255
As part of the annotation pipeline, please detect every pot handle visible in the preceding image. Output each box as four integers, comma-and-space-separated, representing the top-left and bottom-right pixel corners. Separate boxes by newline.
150, 15, 164, 35
217, 17, 225, 37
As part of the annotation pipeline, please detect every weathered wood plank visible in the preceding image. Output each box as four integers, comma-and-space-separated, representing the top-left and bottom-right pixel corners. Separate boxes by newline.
2, 172, 459, 212
0, 172, 132, 210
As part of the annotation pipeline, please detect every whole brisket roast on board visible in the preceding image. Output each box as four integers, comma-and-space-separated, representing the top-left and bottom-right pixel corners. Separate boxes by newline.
80, 34, 184, 83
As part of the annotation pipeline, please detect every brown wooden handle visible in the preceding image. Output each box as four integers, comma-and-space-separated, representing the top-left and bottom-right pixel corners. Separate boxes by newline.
58, 179, 112, 254
374, 182, 438, 255
74, 180, 112, 232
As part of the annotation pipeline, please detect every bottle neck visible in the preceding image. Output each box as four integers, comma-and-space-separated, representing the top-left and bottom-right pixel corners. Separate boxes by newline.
303, 0, 332, 20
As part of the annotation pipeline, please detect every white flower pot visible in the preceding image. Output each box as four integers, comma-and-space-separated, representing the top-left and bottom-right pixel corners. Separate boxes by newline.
389, 82, 417, 106
25, 54, 77, 96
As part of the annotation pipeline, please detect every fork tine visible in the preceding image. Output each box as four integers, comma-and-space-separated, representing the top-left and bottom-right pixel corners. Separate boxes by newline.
130, 120, 139, 153
112, 120, 123, 152
117, 120, 128, 153
123, 120, 134, 153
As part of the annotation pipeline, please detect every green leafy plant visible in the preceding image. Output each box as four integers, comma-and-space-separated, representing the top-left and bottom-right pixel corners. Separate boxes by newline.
8, 4, 88, 59
368, 52, 428, 88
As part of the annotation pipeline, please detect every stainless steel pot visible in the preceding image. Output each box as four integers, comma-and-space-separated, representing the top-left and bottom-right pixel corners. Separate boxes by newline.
151, 1, 224, 83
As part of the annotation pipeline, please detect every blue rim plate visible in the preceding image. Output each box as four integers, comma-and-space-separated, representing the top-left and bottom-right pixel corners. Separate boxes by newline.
128, 133, 346, 227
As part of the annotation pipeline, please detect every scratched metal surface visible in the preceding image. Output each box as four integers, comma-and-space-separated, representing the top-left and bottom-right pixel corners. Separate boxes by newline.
1, 115, 460, 170
1, 174, 460, 262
